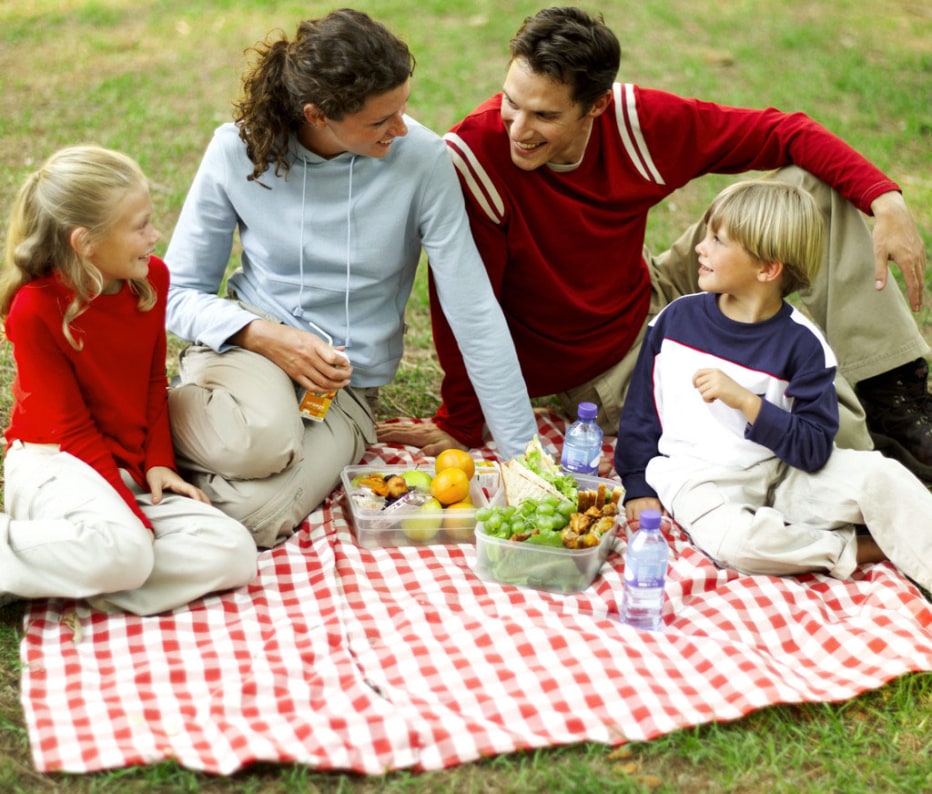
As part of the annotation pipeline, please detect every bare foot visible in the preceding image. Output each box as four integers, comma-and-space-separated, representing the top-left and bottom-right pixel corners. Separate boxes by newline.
374, 419, 466, 456
856, 535, 887, 565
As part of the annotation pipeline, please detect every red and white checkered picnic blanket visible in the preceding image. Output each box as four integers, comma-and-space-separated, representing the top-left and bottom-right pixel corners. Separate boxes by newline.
20, 410, 932, 775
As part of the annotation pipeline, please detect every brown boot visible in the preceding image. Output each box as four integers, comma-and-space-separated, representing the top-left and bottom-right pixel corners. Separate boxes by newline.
856, 358, 932, 482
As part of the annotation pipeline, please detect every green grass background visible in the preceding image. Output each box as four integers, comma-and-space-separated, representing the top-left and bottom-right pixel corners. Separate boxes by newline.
1, 0, 930, 791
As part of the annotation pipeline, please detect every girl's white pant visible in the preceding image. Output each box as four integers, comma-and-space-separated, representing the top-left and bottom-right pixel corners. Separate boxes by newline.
1, 442, 257, 616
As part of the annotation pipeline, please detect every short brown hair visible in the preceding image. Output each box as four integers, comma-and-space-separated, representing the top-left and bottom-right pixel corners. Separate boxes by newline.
509, 6, 620, 112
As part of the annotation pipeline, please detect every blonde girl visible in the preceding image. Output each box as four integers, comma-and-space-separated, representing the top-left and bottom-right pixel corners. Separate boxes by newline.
0, 145, 256, 615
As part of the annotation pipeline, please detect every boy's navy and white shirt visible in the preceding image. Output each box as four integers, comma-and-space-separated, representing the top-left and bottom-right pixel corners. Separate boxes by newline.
616, 292, 838, 507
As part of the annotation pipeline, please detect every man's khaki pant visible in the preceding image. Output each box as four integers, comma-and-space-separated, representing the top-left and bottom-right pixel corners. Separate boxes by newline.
561, 166, 930, 449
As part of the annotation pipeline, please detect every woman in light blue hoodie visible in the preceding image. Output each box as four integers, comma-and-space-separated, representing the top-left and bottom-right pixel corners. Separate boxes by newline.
165, 9, 536, 547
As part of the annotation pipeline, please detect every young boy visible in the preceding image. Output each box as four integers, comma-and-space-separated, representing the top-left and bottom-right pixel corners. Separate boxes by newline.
615, 180, 932, 591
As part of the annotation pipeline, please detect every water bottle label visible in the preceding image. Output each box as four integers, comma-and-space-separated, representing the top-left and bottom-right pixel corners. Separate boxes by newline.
625, 575, 665, 588
625, 559, 666, 582
561, 444, 599, 473
562, 459, 598, 474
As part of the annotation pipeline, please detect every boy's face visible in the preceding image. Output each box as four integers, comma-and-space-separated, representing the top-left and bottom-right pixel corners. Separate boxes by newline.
695, 222, 764, 295
500, 57, 607, 171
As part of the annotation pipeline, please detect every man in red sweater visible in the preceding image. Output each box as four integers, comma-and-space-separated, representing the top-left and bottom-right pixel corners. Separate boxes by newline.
378, 6, 930, 481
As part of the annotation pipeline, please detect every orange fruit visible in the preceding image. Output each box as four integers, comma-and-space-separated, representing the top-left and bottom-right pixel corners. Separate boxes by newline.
430, 466, 471, 506
435, 448, 475, 481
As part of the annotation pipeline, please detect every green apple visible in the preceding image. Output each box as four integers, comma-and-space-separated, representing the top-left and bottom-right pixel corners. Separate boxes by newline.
442, 500, 476, 542
401, 469, 433, 492
401, 497, 443, 541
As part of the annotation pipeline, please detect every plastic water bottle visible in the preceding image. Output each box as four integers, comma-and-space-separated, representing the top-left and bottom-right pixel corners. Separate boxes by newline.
621, 509, 668, 631
561, 401, 603, 475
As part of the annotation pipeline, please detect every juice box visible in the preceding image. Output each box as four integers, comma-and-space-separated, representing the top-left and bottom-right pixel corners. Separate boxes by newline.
298, 389, 337, 422
297, 321, 349, 422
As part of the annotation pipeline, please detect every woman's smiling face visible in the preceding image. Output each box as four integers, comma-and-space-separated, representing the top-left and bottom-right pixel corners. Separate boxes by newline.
301, 80, 410, 160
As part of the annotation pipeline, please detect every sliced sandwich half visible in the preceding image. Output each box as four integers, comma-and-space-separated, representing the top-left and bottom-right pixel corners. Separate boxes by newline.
500, 436, 578, 506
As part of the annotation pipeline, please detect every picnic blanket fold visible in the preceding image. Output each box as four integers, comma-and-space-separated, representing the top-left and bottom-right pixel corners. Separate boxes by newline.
20, 410, 932, 775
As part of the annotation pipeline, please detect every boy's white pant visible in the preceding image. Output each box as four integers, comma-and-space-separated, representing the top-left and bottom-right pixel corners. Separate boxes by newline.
663, 448, 932, 591
1, 442, 257, 616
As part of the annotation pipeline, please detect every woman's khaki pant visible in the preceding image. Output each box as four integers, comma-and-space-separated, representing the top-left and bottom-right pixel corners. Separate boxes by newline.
168, 345, 376, 548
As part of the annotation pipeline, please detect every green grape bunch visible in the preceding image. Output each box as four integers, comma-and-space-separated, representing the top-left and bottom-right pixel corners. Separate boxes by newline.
476, 494, 576, 548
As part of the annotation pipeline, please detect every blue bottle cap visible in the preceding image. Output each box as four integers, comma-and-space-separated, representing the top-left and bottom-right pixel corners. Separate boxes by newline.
639, 509, 661, 530
577, 401, 598, 421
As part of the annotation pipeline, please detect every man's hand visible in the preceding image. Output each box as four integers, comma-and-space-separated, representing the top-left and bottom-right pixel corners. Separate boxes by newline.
871, 191, 927, 311
231, 319, 352, 393
375, 418, 468, 457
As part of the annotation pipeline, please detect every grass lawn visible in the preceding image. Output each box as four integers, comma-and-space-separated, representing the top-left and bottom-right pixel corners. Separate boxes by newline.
1, 0, 930, 791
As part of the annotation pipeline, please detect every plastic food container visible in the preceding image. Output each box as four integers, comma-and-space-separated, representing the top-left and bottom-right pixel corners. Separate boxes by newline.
473, 473, 622, 593
341, 464, 493, 548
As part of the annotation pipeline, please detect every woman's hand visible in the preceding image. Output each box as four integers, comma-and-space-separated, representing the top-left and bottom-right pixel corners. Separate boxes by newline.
231, 319, 352, 393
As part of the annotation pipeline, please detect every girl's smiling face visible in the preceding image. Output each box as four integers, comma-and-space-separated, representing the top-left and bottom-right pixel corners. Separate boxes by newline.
84, 186, 160, 293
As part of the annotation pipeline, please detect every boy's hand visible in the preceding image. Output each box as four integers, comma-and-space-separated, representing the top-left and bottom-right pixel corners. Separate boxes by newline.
693, 368, 762, 423
624, 496, 664, 523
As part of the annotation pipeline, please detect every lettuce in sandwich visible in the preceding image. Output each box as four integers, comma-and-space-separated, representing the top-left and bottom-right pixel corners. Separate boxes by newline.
501, 436, 578, 505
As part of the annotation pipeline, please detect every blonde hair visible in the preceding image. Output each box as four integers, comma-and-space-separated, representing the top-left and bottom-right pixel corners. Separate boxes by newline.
705, 180, 825, 296
1, 145, 156, 349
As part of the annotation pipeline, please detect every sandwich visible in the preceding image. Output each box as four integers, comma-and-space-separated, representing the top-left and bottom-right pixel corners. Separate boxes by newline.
500, 436, 578, 505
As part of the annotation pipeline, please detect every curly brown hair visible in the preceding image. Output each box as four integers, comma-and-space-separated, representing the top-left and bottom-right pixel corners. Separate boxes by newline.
234, 8, 415, 183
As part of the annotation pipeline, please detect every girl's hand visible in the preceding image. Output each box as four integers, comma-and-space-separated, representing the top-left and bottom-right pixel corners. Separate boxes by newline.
146, 465, 212, 504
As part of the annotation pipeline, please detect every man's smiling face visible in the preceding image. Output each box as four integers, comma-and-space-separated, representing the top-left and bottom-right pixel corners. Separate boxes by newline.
500, 57, 603, 171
